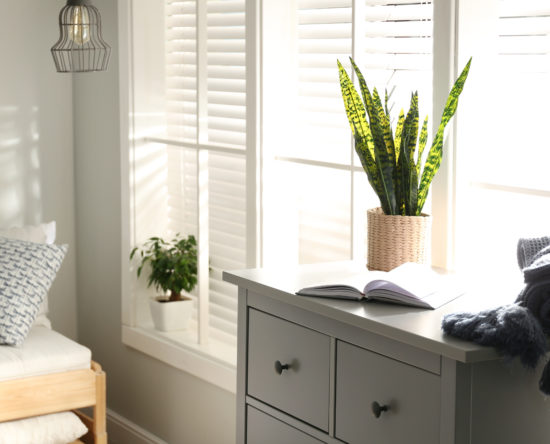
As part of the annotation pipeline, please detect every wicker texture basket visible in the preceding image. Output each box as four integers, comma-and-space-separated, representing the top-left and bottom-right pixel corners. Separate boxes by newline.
367, 207, 431, 271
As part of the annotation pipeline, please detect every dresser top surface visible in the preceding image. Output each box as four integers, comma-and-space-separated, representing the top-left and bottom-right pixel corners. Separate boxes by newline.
224, 261, 521, 363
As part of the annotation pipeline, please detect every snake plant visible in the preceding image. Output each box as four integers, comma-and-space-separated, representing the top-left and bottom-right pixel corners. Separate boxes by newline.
338, 57, 471, 216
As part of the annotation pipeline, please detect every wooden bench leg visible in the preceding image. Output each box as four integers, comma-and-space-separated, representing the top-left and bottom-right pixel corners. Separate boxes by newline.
92, 361, 107, 444
75, 361, 107, 444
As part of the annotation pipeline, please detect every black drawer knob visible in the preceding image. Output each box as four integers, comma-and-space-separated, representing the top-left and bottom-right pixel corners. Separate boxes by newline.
274, 360, 290, 374
371, 401, 389, 418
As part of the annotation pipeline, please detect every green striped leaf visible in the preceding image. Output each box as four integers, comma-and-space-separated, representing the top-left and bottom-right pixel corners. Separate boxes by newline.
384, 89, 390, 117
347, 58, 398, 214
370, 89, 398, 214
337, 60, 370, 143
394, 110, 405, 213
394, 110, 405, 164
355, 138, 392, 214
350, 60, 389, 165
405, 93, 419, 167
416, 115, 429, 177
374, 87, 399, 212
373, 88, 396, 159
396, 95, 420, 215
408, 159, 419, 216
417, 58, 472, 214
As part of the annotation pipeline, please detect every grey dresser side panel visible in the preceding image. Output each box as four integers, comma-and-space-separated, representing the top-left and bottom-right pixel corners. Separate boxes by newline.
470, 359, 550, 444
440, 358, 473, 444
454, 361, 473, 444
440, 357, 458, 444
248, 290, 441, 374
236, 287, 248, 444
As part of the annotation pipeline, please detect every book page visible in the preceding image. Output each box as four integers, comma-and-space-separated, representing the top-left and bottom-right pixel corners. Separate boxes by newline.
296, 263, 462, 309
296, 271, 387, 300
364, 263, 443, 300
364, 263, 462, 309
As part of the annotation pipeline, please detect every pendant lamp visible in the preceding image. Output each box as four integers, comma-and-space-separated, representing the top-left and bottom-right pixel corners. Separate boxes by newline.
51, 0, 111, 73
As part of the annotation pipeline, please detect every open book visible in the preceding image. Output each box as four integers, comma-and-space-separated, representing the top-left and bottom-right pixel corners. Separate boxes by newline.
296, 262, 462, 309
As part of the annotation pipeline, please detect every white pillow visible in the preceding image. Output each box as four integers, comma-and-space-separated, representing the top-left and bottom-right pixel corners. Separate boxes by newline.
0, 221, 56, 245
0, 222, 56, 325
0, 411, 87, 444
0, 237, 67, 345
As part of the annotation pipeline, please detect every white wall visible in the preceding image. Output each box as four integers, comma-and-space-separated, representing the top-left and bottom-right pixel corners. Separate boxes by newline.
0, 0, 77, 339
73, 1, 237, 443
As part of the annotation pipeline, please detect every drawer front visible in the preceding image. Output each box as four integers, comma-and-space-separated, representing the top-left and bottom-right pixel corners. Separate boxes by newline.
247, 406, 326, 444
247, 309, 330, 431
335, 340, 440, 444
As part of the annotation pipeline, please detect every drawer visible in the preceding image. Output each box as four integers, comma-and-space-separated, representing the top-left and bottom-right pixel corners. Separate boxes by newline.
335, 340, 440, 444
247, 406, 326, 444
247, 309, 330, 431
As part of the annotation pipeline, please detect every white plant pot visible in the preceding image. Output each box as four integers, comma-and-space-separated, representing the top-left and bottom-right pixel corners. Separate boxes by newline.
149, 296, 193, 332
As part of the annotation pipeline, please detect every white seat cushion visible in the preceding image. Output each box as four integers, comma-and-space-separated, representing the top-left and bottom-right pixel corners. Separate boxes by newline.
0, 411, 88, 444
0, 326, 91, 381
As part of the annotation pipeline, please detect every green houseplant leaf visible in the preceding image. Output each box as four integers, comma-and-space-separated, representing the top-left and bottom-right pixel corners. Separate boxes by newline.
416, 58, 472, 214
338, 57, 471, 216
338, 60, 396, 214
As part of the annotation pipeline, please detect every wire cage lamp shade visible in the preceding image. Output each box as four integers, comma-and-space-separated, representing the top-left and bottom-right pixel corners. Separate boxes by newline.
51, 0, 111, 73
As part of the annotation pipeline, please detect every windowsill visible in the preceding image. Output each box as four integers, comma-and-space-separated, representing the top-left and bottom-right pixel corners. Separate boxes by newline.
122, 322, 237, 394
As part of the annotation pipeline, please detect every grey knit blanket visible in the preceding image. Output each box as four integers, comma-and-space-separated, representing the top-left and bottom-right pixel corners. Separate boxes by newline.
442, 236, 550, 394
517, 236, 550, 283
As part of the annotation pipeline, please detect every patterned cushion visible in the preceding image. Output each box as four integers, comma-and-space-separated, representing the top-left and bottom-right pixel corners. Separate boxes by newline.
0, 237, 67, 345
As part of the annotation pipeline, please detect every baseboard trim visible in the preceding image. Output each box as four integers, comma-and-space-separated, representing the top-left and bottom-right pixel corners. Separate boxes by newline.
107, 408, 168, 444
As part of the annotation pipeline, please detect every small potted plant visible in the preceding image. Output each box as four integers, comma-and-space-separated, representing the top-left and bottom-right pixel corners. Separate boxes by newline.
130, 234, 197, 331
338, 57, 471, 271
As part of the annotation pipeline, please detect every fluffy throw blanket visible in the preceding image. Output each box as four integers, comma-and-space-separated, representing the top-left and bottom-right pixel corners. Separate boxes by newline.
442, 236, 550, 395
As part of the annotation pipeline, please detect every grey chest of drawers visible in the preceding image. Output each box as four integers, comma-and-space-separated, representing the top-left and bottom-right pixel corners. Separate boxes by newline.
223, 262, 550, 444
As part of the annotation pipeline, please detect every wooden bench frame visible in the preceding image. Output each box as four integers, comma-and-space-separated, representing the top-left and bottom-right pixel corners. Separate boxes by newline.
0, 360, 107, 444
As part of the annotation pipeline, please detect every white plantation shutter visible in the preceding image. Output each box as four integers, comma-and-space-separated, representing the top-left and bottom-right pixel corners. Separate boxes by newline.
496, 0, 550, 189
266, 0, 433, 265
455, 0, 550, 279
158, 0, 247, 347
359, 0, 432, 119
206, 1, 246, 344
166, 0, 197, 142
499, 0, 550, 73
207, 0, 247, 148
294, 0, 353, 263
208, 153, 246, 343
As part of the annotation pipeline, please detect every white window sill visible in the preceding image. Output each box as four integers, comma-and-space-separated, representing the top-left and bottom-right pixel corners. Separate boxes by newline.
122, 323, 237, 394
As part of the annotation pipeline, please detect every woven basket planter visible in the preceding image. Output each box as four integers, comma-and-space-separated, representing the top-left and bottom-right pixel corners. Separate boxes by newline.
367, 207, 431, 271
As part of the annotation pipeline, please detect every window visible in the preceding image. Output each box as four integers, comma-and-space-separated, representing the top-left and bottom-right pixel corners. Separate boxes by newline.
263, 0, 433, 267
455, 0, 550, 288
119, 0, 549, 391
120, 0, 252, 393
